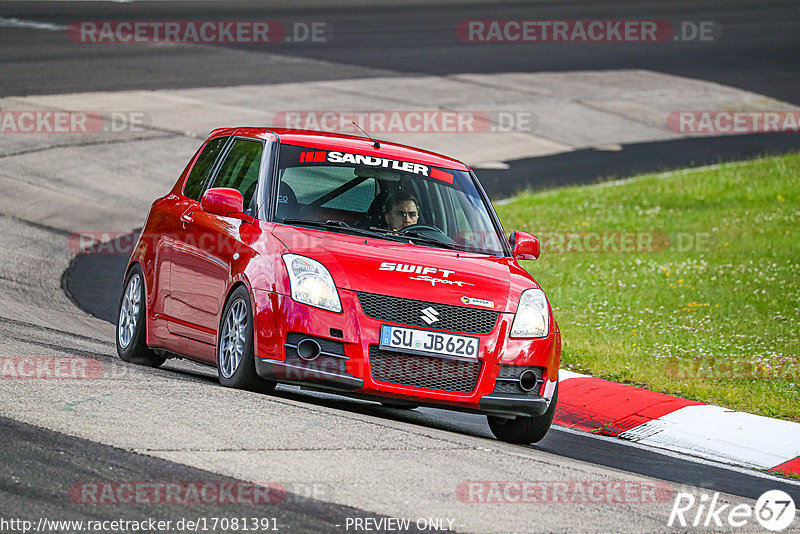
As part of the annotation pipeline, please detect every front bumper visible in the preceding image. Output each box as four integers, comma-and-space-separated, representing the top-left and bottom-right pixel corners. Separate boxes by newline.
478, 393, 550, 417
252, 289, 559, 417
256, 332, 364, 391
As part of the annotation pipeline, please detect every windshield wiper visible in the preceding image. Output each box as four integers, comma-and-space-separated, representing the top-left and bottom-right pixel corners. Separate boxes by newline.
400, 231, 455, 249
281, 218, 455, 249
368, 227, 455, 249
281, 218, 389, 239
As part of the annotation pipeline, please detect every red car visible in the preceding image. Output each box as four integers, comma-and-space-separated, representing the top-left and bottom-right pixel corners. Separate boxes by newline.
116, 128, 561, 443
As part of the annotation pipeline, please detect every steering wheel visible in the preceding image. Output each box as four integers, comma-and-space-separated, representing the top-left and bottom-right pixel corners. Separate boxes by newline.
398, 224, 444, 235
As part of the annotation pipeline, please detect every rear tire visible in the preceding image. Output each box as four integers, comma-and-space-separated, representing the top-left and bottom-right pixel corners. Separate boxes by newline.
217, 285, 276, 394
487, 383, 558, 444
116, 264, 166, 367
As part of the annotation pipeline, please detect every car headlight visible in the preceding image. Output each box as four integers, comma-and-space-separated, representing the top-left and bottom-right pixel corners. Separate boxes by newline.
510, 289, 550, 338
282, 254, 342, 313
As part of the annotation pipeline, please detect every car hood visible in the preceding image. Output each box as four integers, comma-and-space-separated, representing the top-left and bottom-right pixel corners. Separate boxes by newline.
272, 225, 538, 313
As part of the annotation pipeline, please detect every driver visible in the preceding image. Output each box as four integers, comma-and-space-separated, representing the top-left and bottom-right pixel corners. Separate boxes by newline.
383, 191, 419, 232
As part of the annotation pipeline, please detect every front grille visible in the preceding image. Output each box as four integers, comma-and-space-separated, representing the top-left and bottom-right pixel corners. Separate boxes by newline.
369, 346, 481, 392
357, 292, 498, 334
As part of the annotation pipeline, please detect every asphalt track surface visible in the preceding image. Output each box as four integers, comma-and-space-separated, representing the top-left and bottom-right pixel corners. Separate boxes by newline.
1, 0, 799, 105
476, 132, 800, 198
3, 0, 800, 196
1, 416, 420, 534
3, 1, 800, 532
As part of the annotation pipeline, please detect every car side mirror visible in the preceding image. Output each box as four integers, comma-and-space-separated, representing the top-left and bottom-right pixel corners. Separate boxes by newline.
201, 188, 254, 223
509, 230, 540, 260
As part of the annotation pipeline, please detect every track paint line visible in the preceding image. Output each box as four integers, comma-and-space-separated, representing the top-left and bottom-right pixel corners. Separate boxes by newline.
552, 425, 800, 487
554, 374, 800, 474
770, 456, 800, 476
620, 405, 800, 470
0, 17, 67, 31
554, 376, 702, 435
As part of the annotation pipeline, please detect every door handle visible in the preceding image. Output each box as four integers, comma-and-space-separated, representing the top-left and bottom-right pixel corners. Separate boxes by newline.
180, 212, 194, 227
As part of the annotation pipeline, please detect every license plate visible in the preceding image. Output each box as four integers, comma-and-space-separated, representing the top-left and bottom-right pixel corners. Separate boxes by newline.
380, 325, 479, 360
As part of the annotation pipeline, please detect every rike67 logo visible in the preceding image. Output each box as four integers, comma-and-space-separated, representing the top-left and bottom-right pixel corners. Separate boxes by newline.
669, 490, 796, 531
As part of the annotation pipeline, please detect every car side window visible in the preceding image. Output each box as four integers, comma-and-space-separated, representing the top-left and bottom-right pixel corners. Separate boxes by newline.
183, 136, 228, 201
210, 138, 264, 213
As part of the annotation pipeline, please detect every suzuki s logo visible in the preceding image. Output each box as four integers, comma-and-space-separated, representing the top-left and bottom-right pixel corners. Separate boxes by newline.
420, 307, 440, 325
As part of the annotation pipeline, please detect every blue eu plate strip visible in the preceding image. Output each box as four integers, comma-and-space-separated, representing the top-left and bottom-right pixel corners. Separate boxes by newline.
381, 325, 392, 346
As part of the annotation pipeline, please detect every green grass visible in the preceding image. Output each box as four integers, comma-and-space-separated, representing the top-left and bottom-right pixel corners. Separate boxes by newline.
494, 153, 800, 421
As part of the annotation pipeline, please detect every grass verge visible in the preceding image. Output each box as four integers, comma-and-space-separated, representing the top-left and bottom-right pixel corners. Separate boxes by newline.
494, 153, 800, 421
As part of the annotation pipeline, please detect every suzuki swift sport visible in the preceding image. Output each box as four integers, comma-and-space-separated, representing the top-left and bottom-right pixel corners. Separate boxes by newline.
116, 127, 561, 443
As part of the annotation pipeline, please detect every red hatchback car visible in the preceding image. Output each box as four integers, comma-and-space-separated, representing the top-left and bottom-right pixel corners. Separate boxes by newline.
116, 128, 561, 443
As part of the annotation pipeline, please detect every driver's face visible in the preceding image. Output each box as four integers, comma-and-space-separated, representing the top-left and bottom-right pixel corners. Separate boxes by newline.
385, 200, 419, 231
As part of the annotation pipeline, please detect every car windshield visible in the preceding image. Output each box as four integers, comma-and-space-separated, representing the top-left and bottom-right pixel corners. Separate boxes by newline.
272, 144, 508, 256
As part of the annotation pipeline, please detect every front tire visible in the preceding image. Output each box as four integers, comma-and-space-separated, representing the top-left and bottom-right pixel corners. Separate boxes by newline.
217, 285, 276, 393
487, 383, 559, 444
116, 264, 165, 367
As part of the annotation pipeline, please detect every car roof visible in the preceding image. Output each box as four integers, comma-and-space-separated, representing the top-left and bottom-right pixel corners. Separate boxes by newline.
207, 127, 470, 171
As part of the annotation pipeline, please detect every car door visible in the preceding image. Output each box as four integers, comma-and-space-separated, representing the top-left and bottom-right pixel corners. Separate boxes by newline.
155, 135, 229, 321
167, 137, 267, 351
